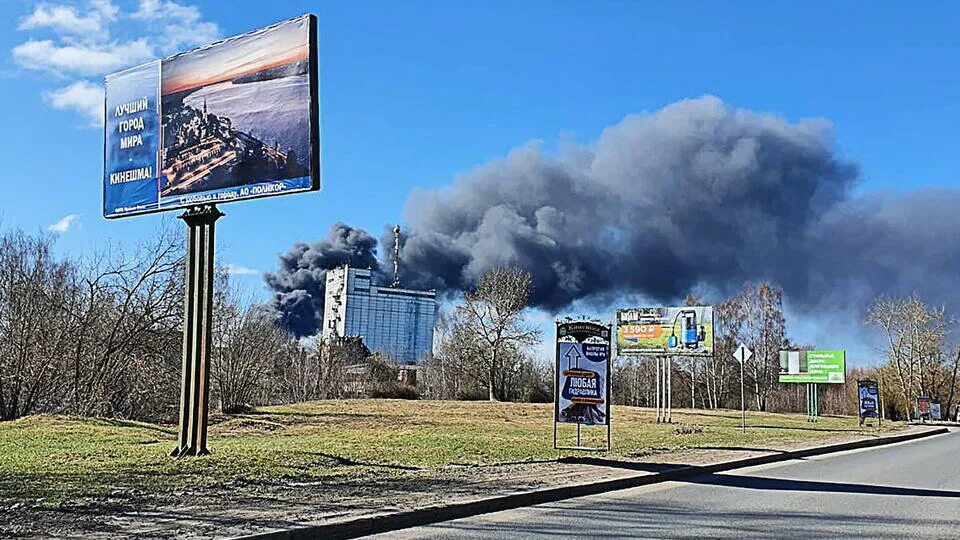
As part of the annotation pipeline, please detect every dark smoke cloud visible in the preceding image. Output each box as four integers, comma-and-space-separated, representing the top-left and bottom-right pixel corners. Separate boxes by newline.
399, 96, 857, 308
268, 95, 960, 336
265, 223, 382, 336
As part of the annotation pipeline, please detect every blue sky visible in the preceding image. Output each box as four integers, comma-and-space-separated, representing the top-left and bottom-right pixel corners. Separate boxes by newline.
3, 1, 960, 363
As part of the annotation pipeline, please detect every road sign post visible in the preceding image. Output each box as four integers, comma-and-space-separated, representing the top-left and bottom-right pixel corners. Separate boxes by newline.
733, 344, 752, 433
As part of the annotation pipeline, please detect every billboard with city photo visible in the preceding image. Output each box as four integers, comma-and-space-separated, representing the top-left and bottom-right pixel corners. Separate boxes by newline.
104, 15, 320, 218
616, 306, 714, 356
778, 350, 846, 383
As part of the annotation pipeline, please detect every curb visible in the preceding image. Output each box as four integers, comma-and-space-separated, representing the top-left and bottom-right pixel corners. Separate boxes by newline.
238, 427, 949, 540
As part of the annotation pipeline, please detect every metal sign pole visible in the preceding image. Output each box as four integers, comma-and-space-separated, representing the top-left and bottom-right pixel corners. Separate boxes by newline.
878, 374, 884, 428
655, 356, 661, 423
814, 384, 819, 422
172, 205, 223, 457
740, 359, 747, 433
733, 344, 750, 433
606, 349, 612, 451
667, 356, 673, 423
553, 330, 559, 451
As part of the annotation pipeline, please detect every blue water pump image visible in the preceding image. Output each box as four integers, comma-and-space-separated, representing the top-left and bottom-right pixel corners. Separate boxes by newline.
667, 309, 706, 350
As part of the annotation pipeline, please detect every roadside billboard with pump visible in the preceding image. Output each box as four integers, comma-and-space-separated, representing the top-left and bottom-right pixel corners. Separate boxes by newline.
616, 306, 714, 356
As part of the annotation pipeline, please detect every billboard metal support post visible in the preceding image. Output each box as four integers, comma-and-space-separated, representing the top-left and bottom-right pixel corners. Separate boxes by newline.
814, 384, 819, 422
172, 205, 223, 457
655, 357, 661, 423
667, 356, 673, 423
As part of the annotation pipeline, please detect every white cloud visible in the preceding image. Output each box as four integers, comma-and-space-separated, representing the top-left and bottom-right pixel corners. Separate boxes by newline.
14, 1, 220, 124
18, 2, 115, 35
45, 81, 104, 125
13, 38, 155, 77
224, 264, 260, 276
48, 214, 80, 234
90, 0, 120, 21
133, 0, 200, 21
131, 0, 220, 53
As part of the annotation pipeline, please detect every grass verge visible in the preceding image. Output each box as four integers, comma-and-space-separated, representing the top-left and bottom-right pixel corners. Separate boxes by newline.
0, 400, 901, 506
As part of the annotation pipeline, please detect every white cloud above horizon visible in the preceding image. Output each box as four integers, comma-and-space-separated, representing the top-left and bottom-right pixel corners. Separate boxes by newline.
18, 1, 117, 35
14, 0, 221, 125
224, 264, 260, 276
47, 213, 80, 234
45, 81, 105, 125
14, 38, 155, 77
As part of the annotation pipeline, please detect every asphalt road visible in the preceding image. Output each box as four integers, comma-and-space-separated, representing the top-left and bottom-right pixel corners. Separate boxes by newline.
369, 430, 960, 539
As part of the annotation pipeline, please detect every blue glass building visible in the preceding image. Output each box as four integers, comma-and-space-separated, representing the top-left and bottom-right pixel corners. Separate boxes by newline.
322, 266, 437, 365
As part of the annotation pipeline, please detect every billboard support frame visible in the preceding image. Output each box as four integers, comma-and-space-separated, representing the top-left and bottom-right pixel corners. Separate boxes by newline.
654, 356, 673, 424
171, 204, 222, 457
806, 383, 819, 423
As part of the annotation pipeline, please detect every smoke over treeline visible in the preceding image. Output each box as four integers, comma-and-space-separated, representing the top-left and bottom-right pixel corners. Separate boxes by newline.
267, 96, 960, 337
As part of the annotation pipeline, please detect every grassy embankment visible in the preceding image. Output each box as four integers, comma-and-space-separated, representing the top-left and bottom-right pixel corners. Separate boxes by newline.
0, 399, 900, 506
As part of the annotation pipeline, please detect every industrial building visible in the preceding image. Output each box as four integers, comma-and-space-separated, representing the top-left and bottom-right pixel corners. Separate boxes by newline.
322, 265, 437, 365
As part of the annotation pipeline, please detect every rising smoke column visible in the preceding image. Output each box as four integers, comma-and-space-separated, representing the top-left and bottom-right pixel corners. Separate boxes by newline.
268, 95, 960, 337
398, 96, 858, 308
265, 223, 382, 336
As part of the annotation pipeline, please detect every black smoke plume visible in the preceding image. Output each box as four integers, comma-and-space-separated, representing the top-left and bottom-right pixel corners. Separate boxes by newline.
265, 223, 382, 336
268, 96, 960, 337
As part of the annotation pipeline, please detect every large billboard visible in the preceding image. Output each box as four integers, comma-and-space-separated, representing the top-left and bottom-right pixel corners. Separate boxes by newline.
778, 350, 846, 383
616, 307, 714, 356
104, 15, 320, 218
556, 321, 611, 426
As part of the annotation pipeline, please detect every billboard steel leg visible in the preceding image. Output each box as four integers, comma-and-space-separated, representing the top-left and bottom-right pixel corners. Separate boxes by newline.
172, 205, 223, 458
655, 357, 661, 423
667, 356, 672, 424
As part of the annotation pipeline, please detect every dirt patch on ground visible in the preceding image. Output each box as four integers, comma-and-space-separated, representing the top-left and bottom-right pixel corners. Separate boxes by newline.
0, 426, 935, 539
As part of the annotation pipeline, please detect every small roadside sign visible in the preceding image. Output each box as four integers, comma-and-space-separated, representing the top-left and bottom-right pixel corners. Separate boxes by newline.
734, 344, 753, 364
734, 343, 751, 432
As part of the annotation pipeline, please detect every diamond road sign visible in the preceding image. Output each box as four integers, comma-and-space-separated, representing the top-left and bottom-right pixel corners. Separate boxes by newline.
734, 344, 753, 364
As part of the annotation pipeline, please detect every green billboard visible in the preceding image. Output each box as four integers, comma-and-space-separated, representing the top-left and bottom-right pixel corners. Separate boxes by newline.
778, 350, 846, 383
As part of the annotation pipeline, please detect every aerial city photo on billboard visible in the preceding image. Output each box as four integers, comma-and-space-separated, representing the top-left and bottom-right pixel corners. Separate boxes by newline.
778, 350, 846, 383
103, 14, 320, 218
616, 306, 714, 356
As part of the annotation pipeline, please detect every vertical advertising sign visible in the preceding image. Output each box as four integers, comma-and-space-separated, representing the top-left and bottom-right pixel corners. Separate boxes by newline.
917, 395, 931, 420
554, 320, 611, 451
104, 14, 320, 218
857, 379, 879, 422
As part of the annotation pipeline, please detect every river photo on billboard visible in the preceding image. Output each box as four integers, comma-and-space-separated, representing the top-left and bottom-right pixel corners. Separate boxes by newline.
158, 16, 315, 206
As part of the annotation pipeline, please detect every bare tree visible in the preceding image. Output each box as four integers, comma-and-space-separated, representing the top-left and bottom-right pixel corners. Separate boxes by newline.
0, 232, 73, 420
456, 268, 541, 401
867, 295, 956, 419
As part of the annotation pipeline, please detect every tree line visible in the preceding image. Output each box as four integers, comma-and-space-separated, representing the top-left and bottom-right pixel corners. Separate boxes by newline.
2, 226, 957, 422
